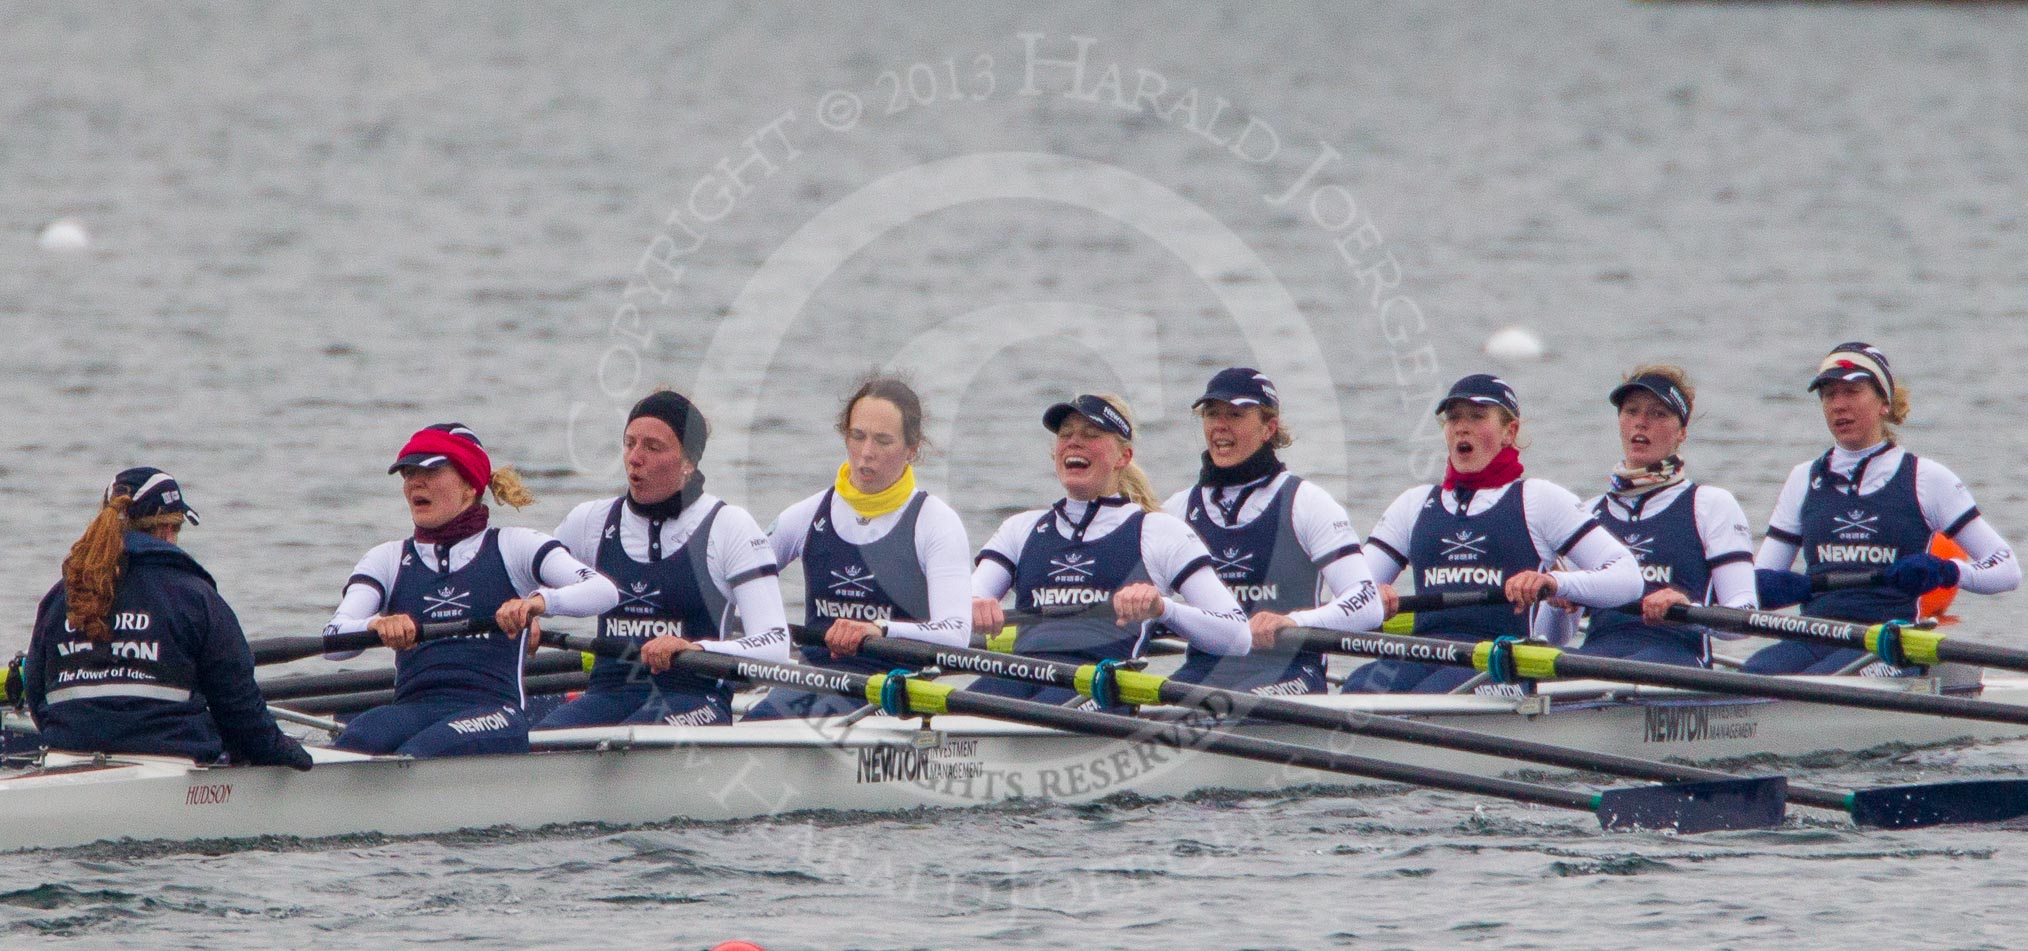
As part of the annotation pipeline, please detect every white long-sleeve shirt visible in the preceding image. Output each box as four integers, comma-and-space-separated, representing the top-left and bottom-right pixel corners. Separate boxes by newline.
769, 488, 972, 648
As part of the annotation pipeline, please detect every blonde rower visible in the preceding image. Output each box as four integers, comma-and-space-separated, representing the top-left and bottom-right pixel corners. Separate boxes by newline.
970, 394, 1248, 707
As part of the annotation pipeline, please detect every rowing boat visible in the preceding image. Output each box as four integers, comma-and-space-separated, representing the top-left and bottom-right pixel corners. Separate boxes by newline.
4, 672, 2026, 852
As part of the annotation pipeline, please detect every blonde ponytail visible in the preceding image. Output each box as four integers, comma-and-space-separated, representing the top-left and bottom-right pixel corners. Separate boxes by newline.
1092, 394, 1161, 512
488, 467, 535, 508
1114, 461, 1160, 513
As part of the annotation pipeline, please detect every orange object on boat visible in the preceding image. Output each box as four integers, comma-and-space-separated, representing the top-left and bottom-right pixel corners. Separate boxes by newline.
1920, 533, 1968, 618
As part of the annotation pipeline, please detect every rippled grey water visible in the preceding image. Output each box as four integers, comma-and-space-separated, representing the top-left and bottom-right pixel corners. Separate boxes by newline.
5, 1, 2028, 947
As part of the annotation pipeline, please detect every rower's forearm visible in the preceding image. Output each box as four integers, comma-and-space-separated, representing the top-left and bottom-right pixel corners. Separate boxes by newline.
537, 574, 620, 618
1288, 579, 1384, 633
1162, 603, 1250, 656
1709, 560, 1759, 610
1548, 541, 1643, 608
723, 574, 791, 643
883, 616, 970, 647
699, 626, 791, 662
1953, 520, 2021, 595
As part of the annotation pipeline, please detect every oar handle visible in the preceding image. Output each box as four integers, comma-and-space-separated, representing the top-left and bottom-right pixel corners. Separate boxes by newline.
249, 618, 496, 666
1814, 570, 1888, 592
541, 629, 640, 660
1394, 590, 1509, 613
1007, 604, 1118, 624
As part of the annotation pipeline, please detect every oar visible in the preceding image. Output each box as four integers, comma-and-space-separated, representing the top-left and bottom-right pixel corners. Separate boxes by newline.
1279, 626, 2028, 728
284, 671, 591, 716
951, 631, 2028, 829
1814, 569, 1889, 591
543, 631, 1780, 833
982, 604, 1171, 655
248, 618, 497, 666
267, 706, 345, 734
258, 651, 588, 702
1366, 590, 1511, 636
1664, 603, 2028, 674
1366, 582, 1886, 636
800, 627, 1792, 815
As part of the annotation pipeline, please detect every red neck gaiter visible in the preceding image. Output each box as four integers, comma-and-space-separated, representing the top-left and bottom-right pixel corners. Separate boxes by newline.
1443, 446, 1525, 491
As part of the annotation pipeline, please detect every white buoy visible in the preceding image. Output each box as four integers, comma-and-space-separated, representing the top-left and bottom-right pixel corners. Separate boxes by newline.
37, 218, 90, 252
1484, 325, 1544, 361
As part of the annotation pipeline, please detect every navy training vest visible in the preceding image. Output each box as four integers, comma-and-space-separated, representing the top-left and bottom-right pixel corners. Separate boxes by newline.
1407, 484, 1536, 641
1801, 450, 1928, 622
800, 489, 932, 675
1587, 486, 1712, 651
384, 529, 526, 707
1182, 476, 1323, 669
592, 498, 729, 694
1011, 503, 1151, 660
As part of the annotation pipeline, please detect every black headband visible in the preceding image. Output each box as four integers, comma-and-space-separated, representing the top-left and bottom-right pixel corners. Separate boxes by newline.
629, 391, 709, 462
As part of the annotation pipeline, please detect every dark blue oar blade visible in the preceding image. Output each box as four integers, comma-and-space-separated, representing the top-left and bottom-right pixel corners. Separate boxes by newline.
1848, 779, 2028, 829
1597, 776, 1788, 833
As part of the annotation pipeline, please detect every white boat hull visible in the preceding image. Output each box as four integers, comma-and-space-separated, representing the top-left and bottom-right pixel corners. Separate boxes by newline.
6, 674, 2026, 851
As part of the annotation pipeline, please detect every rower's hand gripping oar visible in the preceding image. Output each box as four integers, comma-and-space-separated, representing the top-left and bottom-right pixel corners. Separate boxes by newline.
553, 630, 1783, 833
796, 627, 1789, 827
248, 617, 496, 666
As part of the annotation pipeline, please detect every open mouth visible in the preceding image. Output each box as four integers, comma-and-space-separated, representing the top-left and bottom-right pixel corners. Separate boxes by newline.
1454, 441, 1474, 457
1063, 454, 1092, 471
1631, 434, 1650, 447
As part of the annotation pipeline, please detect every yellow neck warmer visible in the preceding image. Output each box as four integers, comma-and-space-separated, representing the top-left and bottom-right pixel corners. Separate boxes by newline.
835, 462, 916, 518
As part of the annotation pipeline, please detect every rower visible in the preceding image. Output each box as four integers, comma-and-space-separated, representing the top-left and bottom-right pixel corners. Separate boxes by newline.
539, 392, 790, 727
1534, 366, 1757, 667
26, 468, 311, 769
743, 378, 970, 721
1163, 368, 1383, 694
970, 394, 1249, 707
1348, 374, 1642, 693
325, 423, 619, 756
1745, 343, 2020, 674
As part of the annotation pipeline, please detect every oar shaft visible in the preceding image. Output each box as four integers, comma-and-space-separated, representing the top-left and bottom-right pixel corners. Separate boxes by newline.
1669, 603, 2028, 675
1395, 590, 1508, 613
287, 671, 590, 716
249, 618, 496, 666
258, 651, 586, 702
268, 705, 345, 734
1285, 627, 2028, 727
